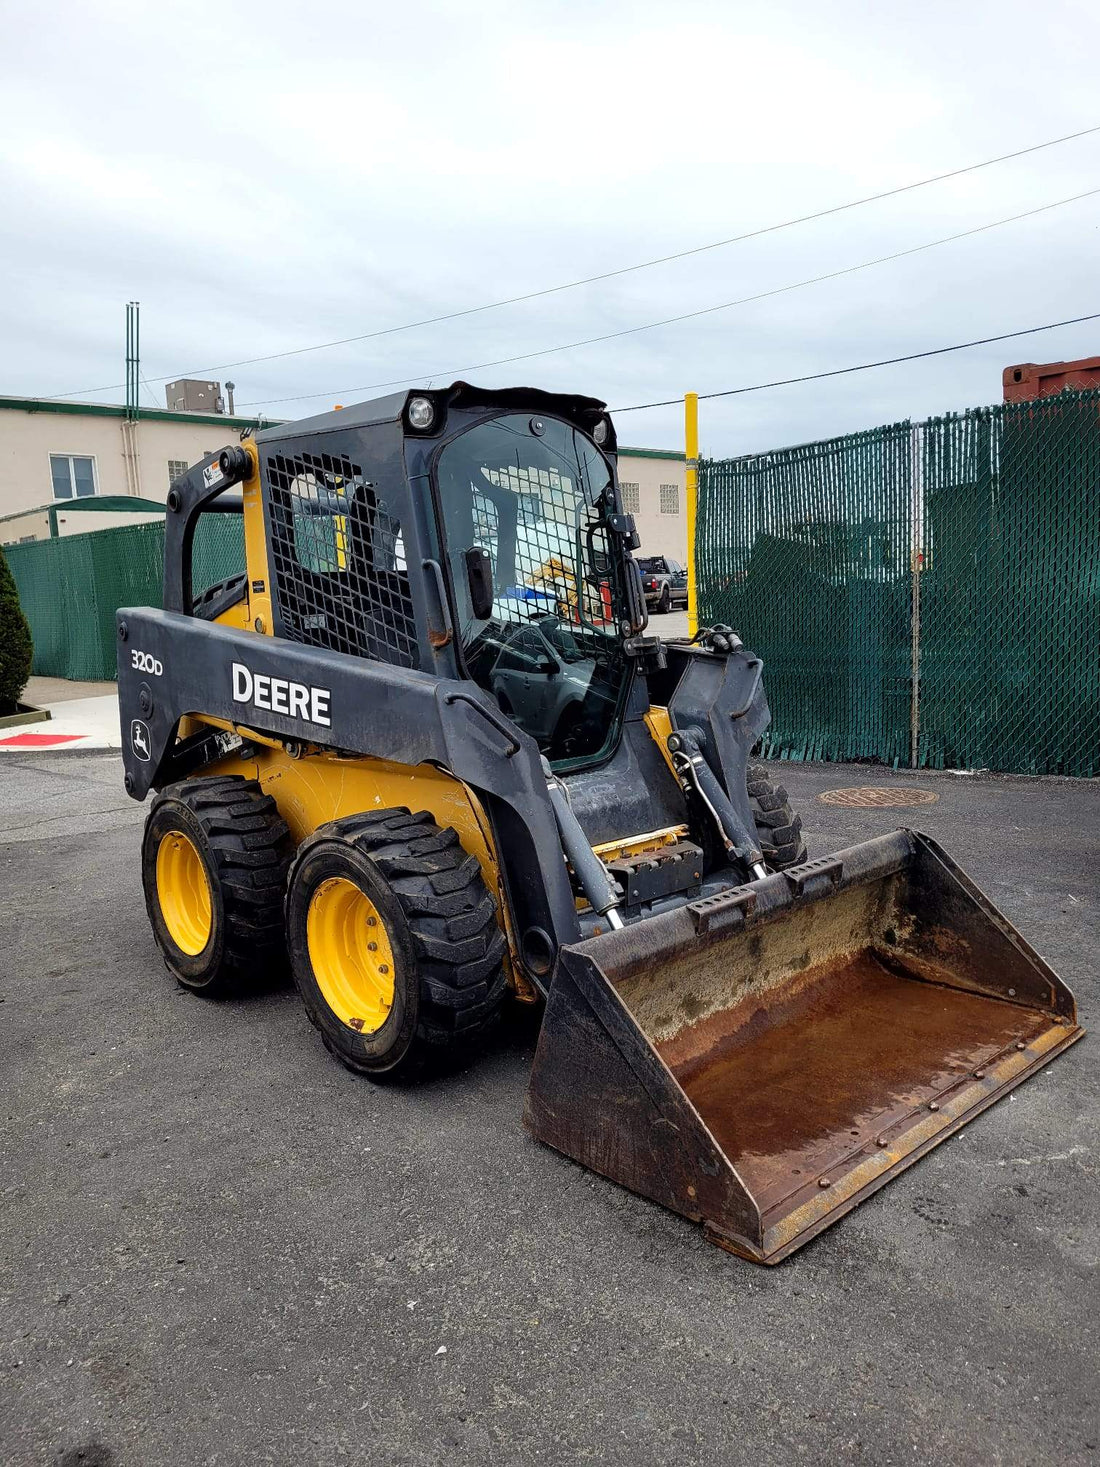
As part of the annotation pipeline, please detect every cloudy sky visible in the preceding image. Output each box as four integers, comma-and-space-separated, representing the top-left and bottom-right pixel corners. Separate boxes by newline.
1, 0, 1097, 456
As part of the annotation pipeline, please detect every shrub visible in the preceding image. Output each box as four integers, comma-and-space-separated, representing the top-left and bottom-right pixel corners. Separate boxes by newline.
0, 545, 33, 713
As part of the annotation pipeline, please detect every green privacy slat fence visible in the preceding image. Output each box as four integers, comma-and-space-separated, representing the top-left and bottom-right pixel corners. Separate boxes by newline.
697, 388, 1100, 777
7, 516, 244, 682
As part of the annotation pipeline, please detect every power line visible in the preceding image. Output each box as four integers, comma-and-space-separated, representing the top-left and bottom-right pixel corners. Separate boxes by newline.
236, 185, 1100, 407
611, 311, 1100, 412
40, 122, 1100, 401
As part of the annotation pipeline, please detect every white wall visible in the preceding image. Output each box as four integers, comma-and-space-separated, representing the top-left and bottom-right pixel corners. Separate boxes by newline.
0, 507, 50, 543
617, 450, 687, 561
0, 505, 167, 546
0, 404, 253, 518
57, 508, 165, 537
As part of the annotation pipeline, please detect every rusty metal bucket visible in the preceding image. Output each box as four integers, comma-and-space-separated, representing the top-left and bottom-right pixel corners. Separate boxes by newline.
524, 830, 1083, 1264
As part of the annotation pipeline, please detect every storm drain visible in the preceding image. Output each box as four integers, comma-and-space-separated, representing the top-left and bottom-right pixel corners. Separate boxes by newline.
818, 786, 939, 809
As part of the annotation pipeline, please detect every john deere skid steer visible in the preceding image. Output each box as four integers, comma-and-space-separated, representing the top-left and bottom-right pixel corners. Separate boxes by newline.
118, 382, 1082, 1263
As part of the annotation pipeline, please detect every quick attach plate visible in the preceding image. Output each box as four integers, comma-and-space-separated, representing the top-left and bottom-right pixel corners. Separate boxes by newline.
608, 839, 705, 908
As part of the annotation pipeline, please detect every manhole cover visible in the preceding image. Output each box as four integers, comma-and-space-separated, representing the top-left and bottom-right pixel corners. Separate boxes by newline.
818, 786, 939, 808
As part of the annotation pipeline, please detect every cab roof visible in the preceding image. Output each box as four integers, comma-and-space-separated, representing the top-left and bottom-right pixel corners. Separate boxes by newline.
255, 381, 609, 444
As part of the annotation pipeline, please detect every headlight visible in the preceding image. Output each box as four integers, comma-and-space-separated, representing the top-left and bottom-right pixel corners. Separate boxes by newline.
592, 416, 610, 447
407, 395, 436, 431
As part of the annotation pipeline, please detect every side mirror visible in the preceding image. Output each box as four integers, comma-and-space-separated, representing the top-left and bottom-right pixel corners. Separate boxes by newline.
465, 546, 494, 620
535, 658, 559, 677
608, 511, 641, 551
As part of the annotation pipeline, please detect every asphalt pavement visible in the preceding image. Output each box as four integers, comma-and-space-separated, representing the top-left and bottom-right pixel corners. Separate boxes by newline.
1, 753, 1097, 1466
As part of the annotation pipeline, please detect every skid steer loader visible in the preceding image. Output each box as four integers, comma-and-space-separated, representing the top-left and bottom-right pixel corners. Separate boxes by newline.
118, 382, 1082, 1263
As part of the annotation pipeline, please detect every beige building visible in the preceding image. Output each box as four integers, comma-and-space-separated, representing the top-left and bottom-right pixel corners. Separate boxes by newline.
0, 395, 687, 559
616, 446, 687, 561
0, 395, 269, 543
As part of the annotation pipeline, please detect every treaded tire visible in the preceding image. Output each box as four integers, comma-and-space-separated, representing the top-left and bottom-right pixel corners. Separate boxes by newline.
747, 762, 807, 870
657, 585, 672, 614
285, 807, 507, 1081
142, 775, 292, 996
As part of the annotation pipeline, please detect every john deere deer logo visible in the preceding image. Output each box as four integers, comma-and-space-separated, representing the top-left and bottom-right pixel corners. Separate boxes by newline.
130, 719, 151, 761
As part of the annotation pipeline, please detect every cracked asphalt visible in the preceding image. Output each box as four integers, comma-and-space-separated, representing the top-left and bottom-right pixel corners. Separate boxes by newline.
1, 752, 1097, 1465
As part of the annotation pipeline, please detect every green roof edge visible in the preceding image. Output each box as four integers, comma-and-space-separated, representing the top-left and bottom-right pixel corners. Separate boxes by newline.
618, 445, 685, 461
0, 495, 168, 525
0, 395, 280, 430
0, 396, 681, 456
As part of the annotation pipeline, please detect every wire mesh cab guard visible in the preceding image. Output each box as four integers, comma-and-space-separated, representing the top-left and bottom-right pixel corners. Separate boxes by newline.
264, 448, 420, 670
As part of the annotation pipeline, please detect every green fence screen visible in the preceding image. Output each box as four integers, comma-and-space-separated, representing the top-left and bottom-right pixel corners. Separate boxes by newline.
698, 389, 1100, 776
7, 516, 245, 682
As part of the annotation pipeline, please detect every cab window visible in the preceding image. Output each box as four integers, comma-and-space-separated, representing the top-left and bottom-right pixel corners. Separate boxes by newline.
434, 413, 631, 767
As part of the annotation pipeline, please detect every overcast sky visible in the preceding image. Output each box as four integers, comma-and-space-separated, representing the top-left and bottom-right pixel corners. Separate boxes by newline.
1, 0, 1097, 456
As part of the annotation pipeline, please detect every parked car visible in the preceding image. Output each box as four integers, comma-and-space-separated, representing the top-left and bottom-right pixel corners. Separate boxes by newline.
489, 619, 598, 747
637, 555, 688, 613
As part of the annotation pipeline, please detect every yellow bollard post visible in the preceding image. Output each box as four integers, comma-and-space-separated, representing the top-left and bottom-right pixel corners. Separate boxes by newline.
685, 391, 699, 638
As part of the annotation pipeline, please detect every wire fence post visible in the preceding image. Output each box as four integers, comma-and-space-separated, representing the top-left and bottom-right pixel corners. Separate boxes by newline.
685, 391, 699, 637
908, 424, 923, 769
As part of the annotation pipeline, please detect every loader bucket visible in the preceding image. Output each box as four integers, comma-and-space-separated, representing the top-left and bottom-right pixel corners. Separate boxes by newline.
524, 830, 1083, 1264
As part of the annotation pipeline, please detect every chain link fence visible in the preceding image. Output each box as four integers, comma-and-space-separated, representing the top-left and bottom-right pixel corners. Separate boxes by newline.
698, 388, 1100, 776
7, 516, 244, 681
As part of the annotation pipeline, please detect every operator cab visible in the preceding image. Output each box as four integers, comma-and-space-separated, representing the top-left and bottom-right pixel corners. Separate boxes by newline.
174, 385, 645, 773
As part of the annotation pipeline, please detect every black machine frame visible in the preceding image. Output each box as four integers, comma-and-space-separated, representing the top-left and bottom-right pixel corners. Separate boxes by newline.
120, 384, 772, 991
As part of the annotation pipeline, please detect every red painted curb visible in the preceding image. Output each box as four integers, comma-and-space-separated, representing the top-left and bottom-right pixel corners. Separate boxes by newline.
0, 732, 87, 748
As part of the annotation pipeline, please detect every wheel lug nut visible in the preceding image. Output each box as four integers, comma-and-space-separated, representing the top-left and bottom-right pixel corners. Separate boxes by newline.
379, 964, 389, 975
367, 942, 377, 952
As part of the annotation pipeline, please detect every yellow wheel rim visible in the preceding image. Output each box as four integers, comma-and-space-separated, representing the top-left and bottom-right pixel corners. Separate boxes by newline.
306, 877, 395, 1034
156, 829, 213, 956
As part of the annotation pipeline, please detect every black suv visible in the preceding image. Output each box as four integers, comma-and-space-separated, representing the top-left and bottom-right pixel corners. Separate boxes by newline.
637, 555, 688, 613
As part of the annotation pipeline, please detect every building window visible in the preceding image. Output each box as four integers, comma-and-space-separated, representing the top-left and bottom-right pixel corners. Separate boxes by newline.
50, 454, 97, 500
620, 481, 640, 514
659, 483, 679, 515
168, 459, 190, 487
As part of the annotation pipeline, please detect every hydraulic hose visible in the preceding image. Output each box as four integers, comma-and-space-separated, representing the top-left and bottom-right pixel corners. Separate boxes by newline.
666, 727, 765, 874
542, 757, 625, 930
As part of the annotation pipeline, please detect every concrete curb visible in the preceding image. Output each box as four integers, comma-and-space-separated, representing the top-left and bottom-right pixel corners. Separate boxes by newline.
0, 692, 120, 755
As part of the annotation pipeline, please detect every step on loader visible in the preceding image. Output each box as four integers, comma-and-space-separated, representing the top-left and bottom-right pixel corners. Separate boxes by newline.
118, 382, 1083, 1263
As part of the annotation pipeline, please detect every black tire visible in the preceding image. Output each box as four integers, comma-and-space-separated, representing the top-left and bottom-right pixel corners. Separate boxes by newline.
285, 807, 507, 1081
747, 762, 807, 870
142, 775, 292, 996
657, 585, 672, 614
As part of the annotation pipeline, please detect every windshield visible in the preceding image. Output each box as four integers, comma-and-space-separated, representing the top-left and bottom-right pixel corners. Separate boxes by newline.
434, 413, 631, 767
